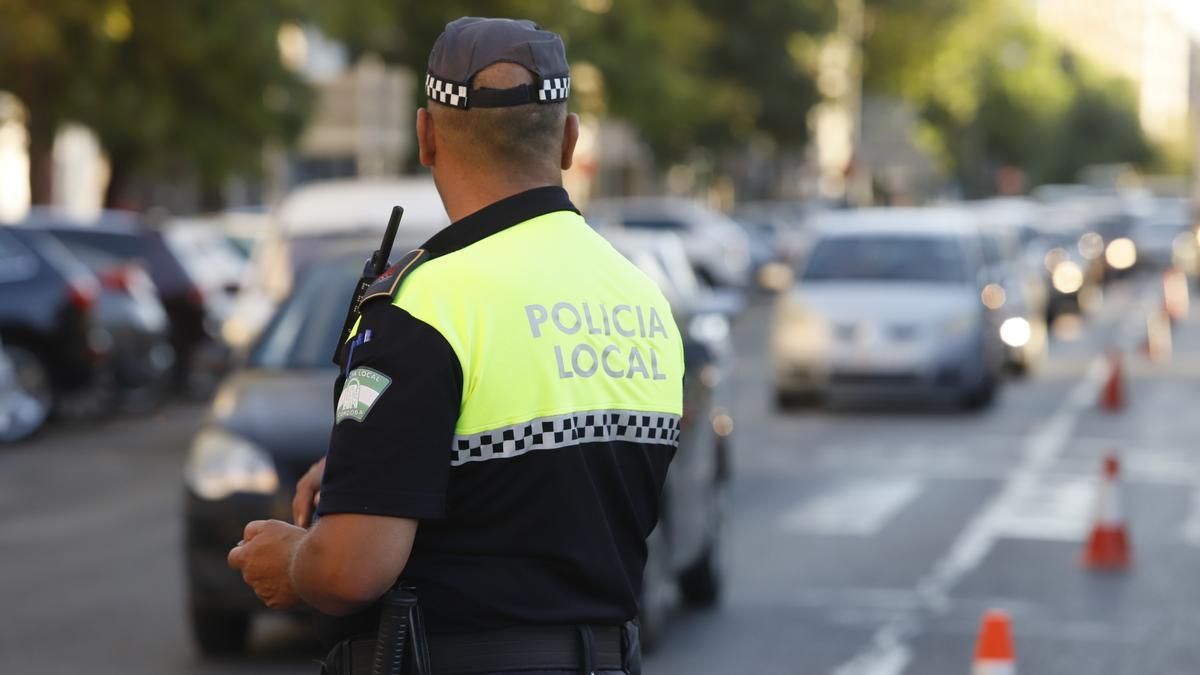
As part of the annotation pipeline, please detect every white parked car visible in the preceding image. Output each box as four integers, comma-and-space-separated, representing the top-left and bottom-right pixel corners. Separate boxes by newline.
601, 229, 741, 358
163, 219, 251, 327
221, 178, 448, 351
586, 197, 752, 289
770, 208, 1004, 409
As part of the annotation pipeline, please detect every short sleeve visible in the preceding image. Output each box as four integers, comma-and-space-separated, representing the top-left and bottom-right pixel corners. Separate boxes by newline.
317, 300, 463, 520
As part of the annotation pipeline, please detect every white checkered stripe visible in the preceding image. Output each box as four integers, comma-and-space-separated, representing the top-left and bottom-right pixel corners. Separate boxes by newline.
538, 76, 571, 103
451, 409, 681, 466
426, 73, 469, 108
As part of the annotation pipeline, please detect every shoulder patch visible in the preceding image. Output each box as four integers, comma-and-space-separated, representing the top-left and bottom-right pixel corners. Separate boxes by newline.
336, 367, 392, 423
360, 248, 429, 308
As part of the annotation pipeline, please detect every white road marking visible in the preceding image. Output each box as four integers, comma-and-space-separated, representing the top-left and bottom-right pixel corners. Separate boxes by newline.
991, 475, 1094, 542
830, 620, 915, 675
779, 476, 924, 536
832, 347, 1114, 675
919, 355, 1107, 606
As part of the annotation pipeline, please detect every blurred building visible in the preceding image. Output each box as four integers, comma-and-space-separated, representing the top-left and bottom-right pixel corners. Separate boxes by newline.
0, 94, 28, 222
261, 26, 412, 206
288, 56, 412, 187
1030, 0, 1193, 145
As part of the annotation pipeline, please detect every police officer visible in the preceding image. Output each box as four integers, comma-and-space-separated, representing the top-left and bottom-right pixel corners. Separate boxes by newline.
227, 16, 684, 675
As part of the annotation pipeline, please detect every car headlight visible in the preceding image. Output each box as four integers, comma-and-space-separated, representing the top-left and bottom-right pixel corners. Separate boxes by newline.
1000, 317, 1032, 348
1105, 237, 1137, 270
689, 313, 731, 348
184, 428, 279, 500
940, 313, 975, 337
981, 283, 1007, 310
757, 262, 793, 292
1051, 261, 1084, 294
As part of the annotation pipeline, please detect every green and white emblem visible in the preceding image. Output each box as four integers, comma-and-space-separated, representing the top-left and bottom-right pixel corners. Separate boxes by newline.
336, 367, 392, 423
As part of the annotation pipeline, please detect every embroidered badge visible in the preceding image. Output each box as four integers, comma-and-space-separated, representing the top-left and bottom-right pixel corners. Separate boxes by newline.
335, 367, 392, 423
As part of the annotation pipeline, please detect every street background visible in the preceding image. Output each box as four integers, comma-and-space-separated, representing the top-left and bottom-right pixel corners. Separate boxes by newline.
7, 279, 1200, 674
6, 1, 1200, 674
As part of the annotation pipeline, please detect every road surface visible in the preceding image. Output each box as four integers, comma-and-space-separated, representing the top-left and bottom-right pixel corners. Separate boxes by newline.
3, 275, 1198, 674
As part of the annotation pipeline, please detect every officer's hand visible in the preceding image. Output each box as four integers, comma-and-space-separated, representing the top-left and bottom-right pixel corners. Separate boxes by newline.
227, 519, 306, 610
293, 458, 326, 528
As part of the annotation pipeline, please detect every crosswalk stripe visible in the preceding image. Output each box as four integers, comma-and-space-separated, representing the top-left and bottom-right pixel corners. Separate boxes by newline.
779, 476, 924, 536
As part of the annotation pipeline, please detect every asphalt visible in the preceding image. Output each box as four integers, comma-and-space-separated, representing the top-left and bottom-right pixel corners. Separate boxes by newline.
2, 273, 1199, 674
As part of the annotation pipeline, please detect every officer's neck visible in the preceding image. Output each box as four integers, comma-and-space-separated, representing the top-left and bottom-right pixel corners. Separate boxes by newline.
437, 170, 563, 223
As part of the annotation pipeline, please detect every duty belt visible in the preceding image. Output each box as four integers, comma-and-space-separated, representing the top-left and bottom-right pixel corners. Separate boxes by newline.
323, 624, 627, 675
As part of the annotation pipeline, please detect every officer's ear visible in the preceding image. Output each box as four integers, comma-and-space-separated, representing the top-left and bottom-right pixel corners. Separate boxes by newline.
417, 108, 437, 168
561, 112, 580, 172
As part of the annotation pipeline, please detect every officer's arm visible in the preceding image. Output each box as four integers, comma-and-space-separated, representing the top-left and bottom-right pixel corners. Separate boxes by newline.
300, 298, 461, 615
289, 513, 417, 616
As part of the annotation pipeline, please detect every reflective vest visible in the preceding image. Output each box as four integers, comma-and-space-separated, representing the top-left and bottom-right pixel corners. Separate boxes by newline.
387, 209, 684, 464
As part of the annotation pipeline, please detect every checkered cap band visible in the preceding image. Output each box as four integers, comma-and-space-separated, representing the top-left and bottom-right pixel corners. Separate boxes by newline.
538, 76, 571, 103
426, 73, 470, 109
451, 410, 681, 467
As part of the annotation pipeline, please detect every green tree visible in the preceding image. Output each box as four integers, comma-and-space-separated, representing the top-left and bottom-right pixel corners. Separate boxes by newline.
317, 1, 833, 162
863, 0, 1154, 195
79, 1, 313, 207
0, 0, 313, 207
0, 0, 112, 203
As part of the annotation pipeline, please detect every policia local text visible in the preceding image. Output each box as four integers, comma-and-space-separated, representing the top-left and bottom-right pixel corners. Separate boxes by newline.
525, 302, 670, 380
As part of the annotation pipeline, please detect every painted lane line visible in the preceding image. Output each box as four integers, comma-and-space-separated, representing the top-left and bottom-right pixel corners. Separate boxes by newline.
830, 619, 915, 675
832, 352, 1112, 675
779, 476, 925, 536
991, 475, 1093, 542
919, 354, 1106, 607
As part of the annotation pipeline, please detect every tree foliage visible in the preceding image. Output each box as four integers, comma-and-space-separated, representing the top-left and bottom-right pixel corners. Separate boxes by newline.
318, 1, 834, 161
864, 0, 1155, 195
0, 0, 312, 206
1, 1, 833, 206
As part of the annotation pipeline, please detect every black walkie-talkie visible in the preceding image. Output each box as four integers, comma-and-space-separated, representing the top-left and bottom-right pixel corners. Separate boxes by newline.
332, 205, 404, 366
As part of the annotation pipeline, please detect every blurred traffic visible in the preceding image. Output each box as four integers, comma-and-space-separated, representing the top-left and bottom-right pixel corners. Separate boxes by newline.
6, 0, 1200, 673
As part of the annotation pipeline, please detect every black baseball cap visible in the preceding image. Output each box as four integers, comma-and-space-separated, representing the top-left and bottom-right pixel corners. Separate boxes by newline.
425, 17, 570, 110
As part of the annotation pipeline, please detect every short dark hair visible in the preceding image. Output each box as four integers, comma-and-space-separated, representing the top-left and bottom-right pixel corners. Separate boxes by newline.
430, 61, 567, 176
433, 99, 567, 175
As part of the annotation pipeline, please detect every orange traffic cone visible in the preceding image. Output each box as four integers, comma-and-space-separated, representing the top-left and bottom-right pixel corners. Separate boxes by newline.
1163, 268, 1190, 322
1082, 454, 1132, 570
1099, 350, 1124, 412
973, 609, 1016, 675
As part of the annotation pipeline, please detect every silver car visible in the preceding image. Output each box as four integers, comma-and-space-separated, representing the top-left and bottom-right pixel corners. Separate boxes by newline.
770, 208, 1004, 409
587, 197, 752, 289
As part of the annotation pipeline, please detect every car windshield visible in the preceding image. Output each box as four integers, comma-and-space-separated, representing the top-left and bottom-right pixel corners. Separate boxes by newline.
802, 235, 967, 283
248, 257, 359, 370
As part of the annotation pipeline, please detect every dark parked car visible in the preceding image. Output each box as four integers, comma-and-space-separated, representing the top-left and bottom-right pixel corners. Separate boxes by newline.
0, 338, 46, 443
0, 225, 107, 433
55, 243, 175, 413
183, 249, 729, 655
23, 210, 213, 394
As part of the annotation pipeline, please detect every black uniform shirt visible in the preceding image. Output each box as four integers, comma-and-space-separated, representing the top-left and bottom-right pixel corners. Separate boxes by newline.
314, 187, 679, 644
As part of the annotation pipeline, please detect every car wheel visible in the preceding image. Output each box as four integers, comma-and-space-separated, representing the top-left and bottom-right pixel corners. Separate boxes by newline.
116, 342, 175, 416
0, 345, 54, 443
775, 388, 817, 411
961, 374, 997, 411
639, 527, 672, 653
678, 481, 726, 608
190, 604, 251, 656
